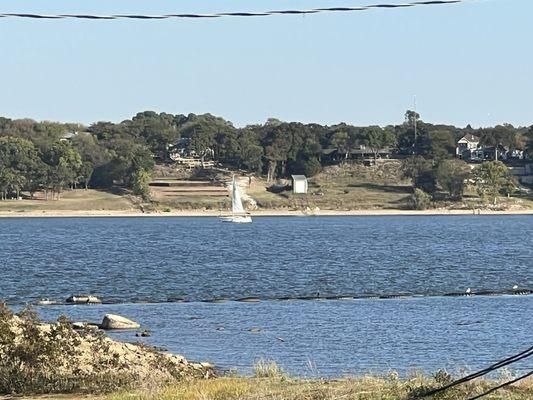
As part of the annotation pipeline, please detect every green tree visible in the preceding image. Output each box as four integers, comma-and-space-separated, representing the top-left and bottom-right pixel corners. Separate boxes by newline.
237, 130, 263, 172
299, 157, 322, 177
131, 168, 152, 200
0, 137, 41, 199
78, 162, 94, 190
129, 111, 181, 157
525, 126, 533, 159
402, 156, 437, 195
179, 113, 233, 159
473, 161, 515, 204
71, 133, 110, 189
330, 131, 351, 159
404, 110, 420, 127
42, 142, 82, 199
435, 159, 471, 199
400, 110, 422, 151
422, 130, 456, 160
0, 167, 16, 200
363, 126, 396, 162
480, 124, 518, 157
262, 124, 292, 181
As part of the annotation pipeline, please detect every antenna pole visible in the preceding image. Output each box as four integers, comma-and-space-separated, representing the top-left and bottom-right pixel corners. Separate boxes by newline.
414, 95, 417, 152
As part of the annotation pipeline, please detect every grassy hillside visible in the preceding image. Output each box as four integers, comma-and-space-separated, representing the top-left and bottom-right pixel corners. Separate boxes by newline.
249, 161, 413, 211
0, 189, 137, 214
1, 161, 532, 214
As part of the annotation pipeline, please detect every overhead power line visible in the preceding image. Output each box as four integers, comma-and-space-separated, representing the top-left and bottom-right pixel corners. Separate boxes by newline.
466, 370, 533, 400
411, 345, 533, 399
0, 1, 466, 21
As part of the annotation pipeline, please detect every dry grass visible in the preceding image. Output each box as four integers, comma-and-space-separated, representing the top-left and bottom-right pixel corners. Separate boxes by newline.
250, 161, 413, 211
253, 359, 287, 379
0, 189, 136, 213
103, 360, 533, 400
105, 374, 533, 400
151, 193, 226, 211
249, 161, 533, 212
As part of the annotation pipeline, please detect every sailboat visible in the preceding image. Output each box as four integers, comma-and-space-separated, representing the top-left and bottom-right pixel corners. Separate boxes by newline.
220, 176, 252, 223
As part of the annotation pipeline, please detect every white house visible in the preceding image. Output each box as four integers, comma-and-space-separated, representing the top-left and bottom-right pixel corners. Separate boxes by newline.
291, 175, 308, 194
456, 134, 480, 159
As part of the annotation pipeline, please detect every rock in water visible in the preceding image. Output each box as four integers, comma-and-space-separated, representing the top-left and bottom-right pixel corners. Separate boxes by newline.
101, 314, 140, 330
37, 298, 59, 306
66, 295, 102, 304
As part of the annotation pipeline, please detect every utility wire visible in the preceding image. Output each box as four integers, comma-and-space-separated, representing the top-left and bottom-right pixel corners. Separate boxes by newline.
411, 345, 533, 399
466, 370, 533, 400
0, 1, 466, 21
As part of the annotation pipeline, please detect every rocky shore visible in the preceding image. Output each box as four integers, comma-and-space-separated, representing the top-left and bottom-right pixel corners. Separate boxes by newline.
0, 304, 211, 395
1, 304, 532, 399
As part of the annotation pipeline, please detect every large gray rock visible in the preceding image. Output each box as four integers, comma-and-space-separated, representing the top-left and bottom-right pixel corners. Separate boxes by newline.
100, 314, 140, 330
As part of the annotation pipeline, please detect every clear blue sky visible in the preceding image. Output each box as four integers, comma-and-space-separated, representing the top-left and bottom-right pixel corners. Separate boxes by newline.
0, 0, 531, 128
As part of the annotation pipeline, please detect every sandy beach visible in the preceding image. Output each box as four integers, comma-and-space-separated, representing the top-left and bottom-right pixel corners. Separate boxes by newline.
0, 208, 532, 218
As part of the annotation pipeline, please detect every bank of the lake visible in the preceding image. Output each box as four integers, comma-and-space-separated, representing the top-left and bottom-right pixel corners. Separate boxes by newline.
2, 303, 532, 399
1, 208, 533, 218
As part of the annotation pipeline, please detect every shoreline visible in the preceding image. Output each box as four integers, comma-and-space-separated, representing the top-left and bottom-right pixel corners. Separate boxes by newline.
0, 208, 532, 218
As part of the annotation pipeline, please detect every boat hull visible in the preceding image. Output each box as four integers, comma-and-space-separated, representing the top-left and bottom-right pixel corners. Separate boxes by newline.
220, 215, 252, 223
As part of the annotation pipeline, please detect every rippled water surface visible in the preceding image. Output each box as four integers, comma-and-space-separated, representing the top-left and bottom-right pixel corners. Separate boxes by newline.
1, 216, 532, 376
35, 296, 532, 377
1, 216, 532, 303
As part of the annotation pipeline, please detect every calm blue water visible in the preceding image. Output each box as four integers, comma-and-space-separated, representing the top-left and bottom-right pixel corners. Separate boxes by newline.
35, 296, 532, 377
1, 216, 532, 376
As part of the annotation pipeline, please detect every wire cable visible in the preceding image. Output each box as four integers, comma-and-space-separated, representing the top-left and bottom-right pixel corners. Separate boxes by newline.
411, 345, 533, 398
466, 370, 533, 400
0, 1, 466, 21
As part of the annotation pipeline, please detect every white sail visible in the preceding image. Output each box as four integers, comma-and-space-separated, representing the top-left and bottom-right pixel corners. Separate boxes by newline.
220, 176, 252, 223
231, 176, 246, 214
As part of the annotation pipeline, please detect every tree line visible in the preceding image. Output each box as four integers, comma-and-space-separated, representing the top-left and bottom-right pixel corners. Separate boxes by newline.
0, 111, 532, 200
402, 156, 518, 209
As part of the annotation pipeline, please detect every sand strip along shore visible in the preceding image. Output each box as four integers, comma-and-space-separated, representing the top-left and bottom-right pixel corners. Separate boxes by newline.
0, 208, 532, 218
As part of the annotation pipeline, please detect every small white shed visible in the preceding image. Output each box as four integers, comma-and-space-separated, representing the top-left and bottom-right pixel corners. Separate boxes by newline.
291, 175, 308, 194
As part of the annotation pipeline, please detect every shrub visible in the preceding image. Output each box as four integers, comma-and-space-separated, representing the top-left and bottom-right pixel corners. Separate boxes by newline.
409, 188, 432, 210
0, 304, 137, 395
0, 303, 201, 395
253, 359, 286, 379
267, 184, 290, 194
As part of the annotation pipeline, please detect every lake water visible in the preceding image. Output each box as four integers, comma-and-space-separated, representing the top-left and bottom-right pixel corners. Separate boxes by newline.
1, 216, 532, 376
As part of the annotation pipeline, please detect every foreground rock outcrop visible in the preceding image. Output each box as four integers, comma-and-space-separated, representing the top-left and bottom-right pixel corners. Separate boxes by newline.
0, 304, 212, 395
